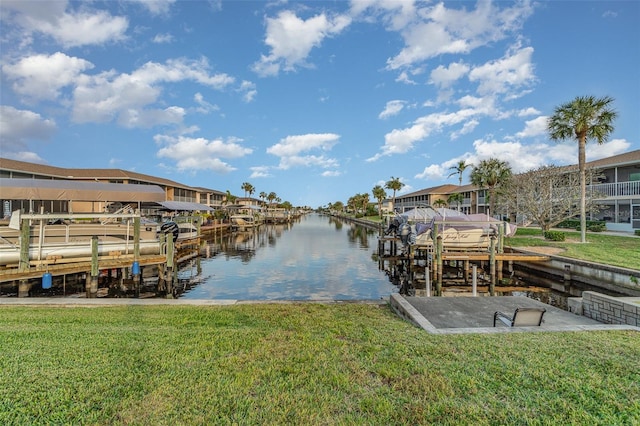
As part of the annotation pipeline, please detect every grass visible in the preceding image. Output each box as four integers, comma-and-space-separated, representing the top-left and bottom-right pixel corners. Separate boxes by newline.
1, 304, 639, 425
506, 227, 640, 270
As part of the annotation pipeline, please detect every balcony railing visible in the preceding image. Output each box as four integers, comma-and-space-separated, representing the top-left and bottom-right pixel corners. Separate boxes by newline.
590, 181, 640, 198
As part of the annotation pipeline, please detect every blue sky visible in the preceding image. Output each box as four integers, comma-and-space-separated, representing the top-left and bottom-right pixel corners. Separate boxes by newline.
1, 0, 638, 208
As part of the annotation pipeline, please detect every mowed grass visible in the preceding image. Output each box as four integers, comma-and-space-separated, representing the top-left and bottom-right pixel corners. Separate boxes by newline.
1, 304, 639, 425
506, 227, 640, 270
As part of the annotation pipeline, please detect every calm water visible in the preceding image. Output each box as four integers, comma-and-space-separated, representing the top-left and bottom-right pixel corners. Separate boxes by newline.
178, 213, 397, 300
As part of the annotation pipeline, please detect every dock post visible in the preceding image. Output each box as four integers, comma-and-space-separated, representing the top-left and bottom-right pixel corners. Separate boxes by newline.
489, 235, 496, 296
166, 235, 175, 298
464, 260, 470, 284
497, 223, 504, 282
88, 236, 99, 298
436, 235, 443, 296
472, 265, 478, 296
425, 264, 431, 297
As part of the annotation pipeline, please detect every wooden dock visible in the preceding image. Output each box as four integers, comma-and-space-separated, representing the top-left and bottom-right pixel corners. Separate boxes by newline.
378, 235, 550, 297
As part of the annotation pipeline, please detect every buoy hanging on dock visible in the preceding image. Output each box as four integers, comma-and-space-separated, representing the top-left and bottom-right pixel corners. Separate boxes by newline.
42, 272, 52, 289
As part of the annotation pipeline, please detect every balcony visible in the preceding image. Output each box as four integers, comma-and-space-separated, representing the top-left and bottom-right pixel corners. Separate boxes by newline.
590, 181, 640, 198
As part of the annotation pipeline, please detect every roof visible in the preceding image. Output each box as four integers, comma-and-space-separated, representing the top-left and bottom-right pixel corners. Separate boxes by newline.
155, 201, 213, 212
0, 157, 193, 190
0, 178, 166, 202
399, 184, 461, 198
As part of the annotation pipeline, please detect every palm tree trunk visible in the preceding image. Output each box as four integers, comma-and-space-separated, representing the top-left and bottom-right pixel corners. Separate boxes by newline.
579, 137, 587, 243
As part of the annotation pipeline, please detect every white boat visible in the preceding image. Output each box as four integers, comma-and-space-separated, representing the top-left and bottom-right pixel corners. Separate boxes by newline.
230, 214, 263, 231
387, 207, 517, 250
0, 212, 160, 267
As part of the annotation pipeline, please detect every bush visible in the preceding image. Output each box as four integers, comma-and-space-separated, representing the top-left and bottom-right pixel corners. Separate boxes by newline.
635, 230, 640, 237
544, 230, 566, 241
557, 219, 606, 230
588, 223, 607, 232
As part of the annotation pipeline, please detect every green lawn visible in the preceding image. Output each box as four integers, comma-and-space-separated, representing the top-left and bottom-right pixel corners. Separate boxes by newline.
1, 304, 638, 425
506, 227, 640, 270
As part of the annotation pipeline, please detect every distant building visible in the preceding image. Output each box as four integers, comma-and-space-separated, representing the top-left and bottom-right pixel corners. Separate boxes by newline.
392, 150, 640, 233
0, 157, 224, 217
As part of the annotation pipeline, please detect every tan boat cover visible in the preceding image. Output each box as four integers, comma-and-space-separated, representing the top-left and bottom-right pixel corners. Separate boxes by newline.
0, 178, 165, 202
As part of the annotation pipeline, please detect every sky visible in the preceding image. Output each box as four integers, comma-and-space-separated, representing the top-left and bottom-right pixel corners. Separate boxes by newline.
1, 0, 639, 208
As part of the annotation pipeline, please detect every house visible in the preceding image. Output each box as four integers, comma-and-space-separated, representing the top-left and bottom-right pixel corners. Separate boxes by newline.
0, 157, 224, 217
391, 149, 640, 233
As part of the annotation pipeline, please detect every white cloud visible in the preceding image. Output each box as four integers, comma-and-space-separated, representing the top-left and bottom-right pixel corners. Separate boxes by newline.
517, 107, 541, 117
515, 115, 548, 139
429, 61, 469, 88
250, 166, 272, 178
267, 133, 340, 170
153, 33, 174, 43
72, 58, 234, 126
130, 0, 177, 15
378, 100, 406, 119
253, 10, 351, 76
322, 170, 341, 177
2, 1, 128, 48
386, 1, 534, 69
414, 164, 446, 180
193, 93, 219, 114
2, 52, 94, 101
155, 134, 253, 173
469, 46, 536, 96
239, 80, 257, 103
267, 133, 339, 157
368, 108, 479, 161
0, 106, 56, 152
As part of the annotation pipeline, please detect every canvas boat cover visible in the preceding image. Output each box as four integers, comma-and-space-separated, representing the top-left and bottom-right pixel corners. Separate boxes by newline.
0, 178, 165, 202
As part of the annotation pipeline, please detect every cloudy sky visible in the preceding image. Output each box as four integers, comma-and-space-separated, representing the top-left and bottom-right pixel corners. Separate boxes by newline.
1, 0, 638, 207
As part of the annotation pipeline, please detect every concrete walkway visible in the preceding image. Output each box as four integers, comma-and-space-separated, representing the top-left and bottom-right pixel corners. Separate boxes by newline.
3, 295, 639, 335
390, 294, 640, 334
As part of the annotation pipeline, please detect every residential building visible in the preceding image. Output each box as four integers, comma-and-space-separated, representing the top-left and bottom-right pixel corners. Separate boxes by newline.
0, 157, 224, 217
392, 149, 640, 233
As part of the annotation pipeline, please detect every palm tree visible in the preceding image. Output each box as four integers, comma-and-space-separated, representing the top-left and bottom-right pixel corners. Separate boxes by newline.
384, 176, 405, 212
433, 199, 447, 208
470, 158, 512, 218
224, 190, 237, 206
372, 185, 387, 218
447, 160, 470, 186
241, 182, 254, 198
548, 95, 617, 243
447, 192, 464, 211
267, 192, 277, 207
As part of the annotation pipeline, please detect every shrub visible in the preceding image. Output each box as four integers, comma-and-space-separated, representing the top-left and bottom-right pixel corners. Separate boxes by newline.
557, 219, 606, 230
544, 230, 566, 241
588, 223, 607, 232
635, 230, 640, 237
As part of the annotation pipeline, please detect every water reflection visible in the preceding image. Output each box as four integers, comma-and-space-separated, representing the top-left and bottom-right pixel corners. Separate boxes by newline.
178, 214, 397, 301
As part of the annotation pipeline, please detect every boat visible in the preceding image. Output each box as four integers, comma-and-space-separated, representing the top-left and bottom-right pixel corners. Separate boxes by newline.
230, 214, 263, 231
386, 207, 517, 250
0, 211, 161, 267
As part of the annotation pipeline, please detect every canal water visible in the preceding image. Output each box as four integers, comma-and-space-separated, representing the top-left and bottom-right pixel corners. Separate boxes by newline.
177, 213, 398, 301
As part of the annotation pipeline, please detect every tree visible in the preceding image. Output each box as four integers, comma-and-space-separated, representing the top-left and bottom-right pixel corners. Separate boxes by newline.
259, 191, 267, 206
372, 185, 387, 218
547, 95, 617, 243
433, 199, 447, 208
241, 182, 254, 198
267, 192, 277, 206
385, 177, 405, 212
224, 190, 237, 206
360, 193, 370, 215
500, 164, 604, 232
447, 192, 464, 211
447, 160, 470, 186
470, 158, 512, 218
